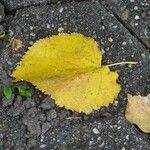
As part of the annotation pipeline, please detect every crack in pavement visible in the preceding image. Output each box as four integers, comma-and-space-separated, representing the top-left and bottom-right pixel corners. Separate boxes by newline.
100, 0, 150, 50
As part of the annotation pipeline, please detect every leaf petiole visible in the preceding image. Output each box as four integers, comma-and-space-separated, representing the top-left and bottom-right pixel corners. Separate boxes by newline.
107, 61, 138, 67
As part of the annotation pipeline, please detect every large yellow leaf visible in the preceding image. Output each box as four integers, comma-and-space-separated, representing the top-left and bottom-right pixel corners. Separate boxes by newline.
11, 33, 121, 114
125, 94, 150, 133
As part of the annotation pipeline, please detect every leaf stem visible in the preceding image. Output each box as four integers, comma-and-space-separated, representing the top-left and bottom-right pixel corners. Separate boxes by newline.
107, 61, 138, 67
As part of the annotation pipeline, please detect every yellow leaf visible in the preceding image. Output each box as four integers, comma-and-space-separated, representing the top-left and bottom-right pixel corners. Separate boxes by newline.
11, 33, 121, 114
125, 94, 150, 133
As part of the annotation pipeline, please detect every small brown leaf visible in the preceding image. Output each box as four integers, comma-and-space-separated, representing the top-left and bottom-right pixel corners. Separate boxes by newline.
9, 38, 23, 50
125, 94, 150, 133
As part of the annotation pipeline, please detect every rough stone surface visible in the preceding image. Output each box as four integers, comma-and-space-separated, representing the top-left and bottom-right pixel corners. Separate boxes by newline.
1, 0, 60, 11
38, 115, 150, 150
39, 96, 55, 110
0, 1, 150, 149
0, 2, 4, 22
103, 0, 150, 48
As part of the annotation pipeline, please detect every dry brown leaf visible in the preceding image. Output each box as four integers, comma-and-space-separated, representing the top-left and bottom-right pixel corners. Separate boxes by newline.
9, 38, 23, 50
125, 94, 150, 133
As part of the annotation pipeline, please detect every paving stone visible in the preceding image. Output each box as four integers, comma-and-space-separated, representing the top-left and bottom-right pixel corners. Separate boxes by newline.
41, 115, 150, 149
0, 1, 150, 149
1, 0, 60, 11
103, 0, 150, 48
0, 109, 27, 149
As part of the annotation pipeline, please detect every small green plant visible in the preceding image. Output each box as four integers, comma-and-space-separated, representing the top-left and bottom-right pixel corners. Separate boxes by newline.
17, 87, 32, 98
3, 85, 32, 99
3, 85, 13, 99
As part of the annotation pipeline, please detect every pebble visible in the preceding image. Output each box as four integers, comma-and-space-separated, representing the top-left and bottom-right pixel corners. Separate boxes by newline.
39, 97, 55, 110
23, 98, 36, 109
46, 24, 50, 29
46, 109, 57, 121
122, 147, 126, 150
29, 26, 33, 30
92, 128, 100, 134
135, 15, 140, 20
108, 37, 113, 43
42, 122, 51, 134
40, 144, 47, 148
133, 6, 138, 10
58, 27, 64, 32
121, 9, 129, 20
29, 41, 34, 45
122, 42, 127, 46
126, 135, 129, 140
59, 7, 63, 13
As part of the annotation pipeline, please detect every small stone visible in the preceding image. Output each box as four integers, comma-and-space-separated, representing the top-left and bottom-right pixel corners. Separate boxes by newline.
46, 109, 57, 121
121, 9, 129, 20
141, 53, 146, 58
108, 37, 113, 42
130, 0, 134, 2
40, 144, 47, 148
59, 7, 63, 13
101, 26, 105, 29
141, 12, 146, 18
23, 98, 36, 109
92, 128, 100, 134
126, 135, 129, 140
122, 42, 127, 46
26, 107, 38, 118
29, 26, 33, 30
29, 41, 34, 45
30, 32, 35, 36
38, 113, 46, 122
42, 122, 51, 134
133, 6, 138, 10
135, 15, 140, 20
89, 140, 93, 146
46, 24, 50, 29
122, 147, 125, 150
39, 97, 55, 110
114, 100, 118, 106
112, 25, 117, 29
58, 27, 64, 32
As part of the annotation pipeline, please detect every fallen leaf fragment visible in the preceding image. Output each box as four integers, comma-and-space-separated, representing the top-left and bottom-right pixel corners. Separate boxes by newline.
11, 33, 121, 114
0, 31, 5, 39
9, 38, 23, 50
125, 94, 150, 133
